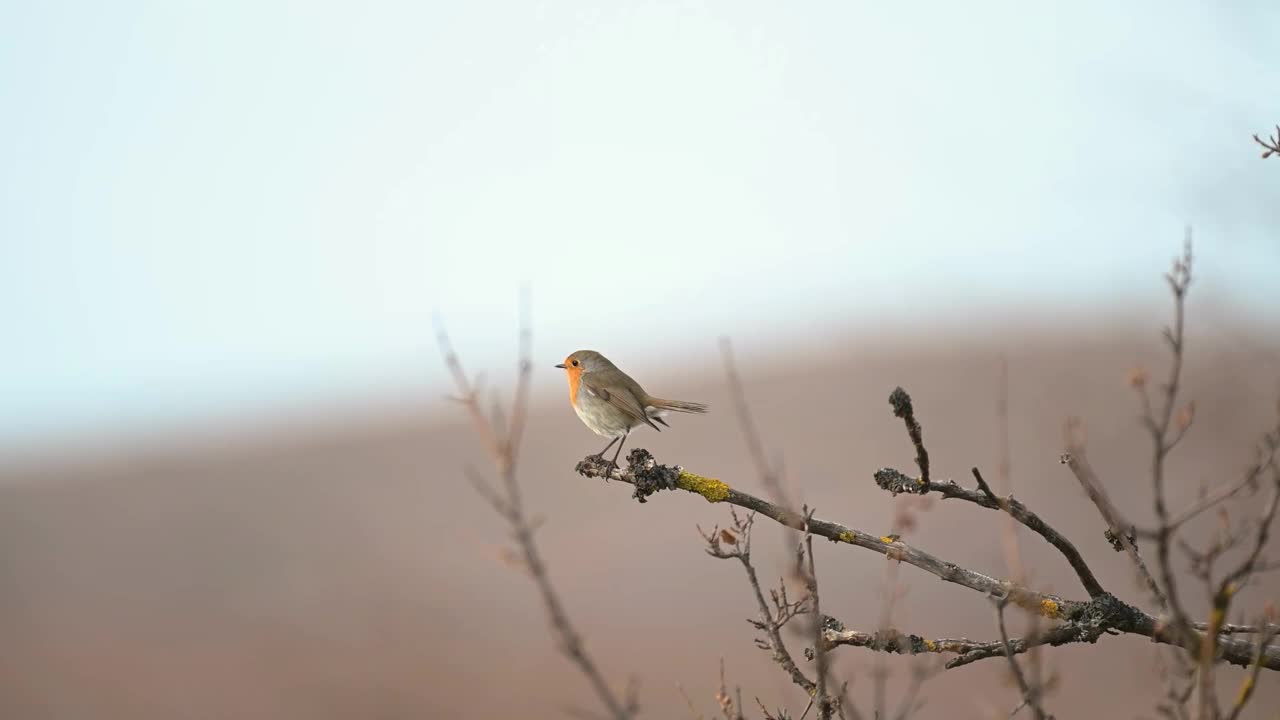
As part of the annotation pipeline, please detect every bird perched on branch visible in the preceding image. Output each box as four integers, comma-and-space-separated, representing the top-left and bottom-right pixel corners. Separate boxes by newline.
556, 350, 708, 475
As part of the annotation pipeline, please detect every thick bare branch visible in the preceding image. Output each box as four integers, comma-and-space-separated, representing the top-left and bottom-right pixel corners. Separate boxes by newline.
577, 450, 1280, 670
586, 452, 1079, 615
821, 621, 1075, 671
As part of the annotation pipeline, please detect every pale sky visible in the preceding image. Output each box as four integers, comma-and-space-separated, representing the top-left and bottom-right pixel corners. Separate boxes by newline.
2, 1, 1277, 445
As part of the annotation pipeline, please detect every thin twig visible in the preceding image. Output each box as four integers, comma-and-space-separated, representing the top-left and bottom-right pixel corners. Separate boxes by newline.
890, 660, 940, 720
992, 363, 1049, 709
439, 307, 634, 720
995, 594, 1050, 719
1157, 451, 1274, 534
676, 683, 705, 720
702, 512, 817, 697
1224, 621, 1279, 720
1253, 124, 1280, 159
1059, 445, 1170, 611
877, 464, 1106, 599
889, 387, 931, 484
720, 338, 788, 505
801, 511, 834, 720
1145, 241, 1200, 662
1201, 454, 1280, 716
875, 385, 1105, 599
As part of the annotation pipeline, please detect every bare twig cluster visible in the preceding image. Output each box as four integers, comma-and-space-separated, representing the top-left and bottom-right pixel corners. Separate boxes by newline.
701, 512, 813, 696
445, 241, 1279, 718
573, 243, 1278, 717
1254, 125, 1280, 159
1061, 241, 1280, 719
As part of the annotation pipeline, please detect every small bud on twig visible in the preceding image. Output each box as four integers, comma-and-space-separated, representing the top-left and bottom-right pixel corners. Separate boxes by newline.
1129, 366, 1149, 389
1175, 402, 1195, 432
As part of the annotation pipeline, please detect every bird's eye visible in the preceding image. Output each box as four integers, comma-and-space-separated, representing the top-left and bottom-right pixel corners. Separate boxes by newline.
571, 359, 579, 367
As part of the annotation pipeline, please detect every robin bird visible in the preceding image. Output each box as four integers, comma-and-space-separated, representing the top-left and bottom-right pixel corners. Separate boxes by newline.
556, 350, 708, 475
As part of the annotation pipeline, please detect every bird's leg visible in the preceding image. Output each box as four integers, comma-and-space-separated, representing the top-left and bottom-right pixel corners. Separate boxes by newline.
586, 436, 619, 462
603, 431, 628, 479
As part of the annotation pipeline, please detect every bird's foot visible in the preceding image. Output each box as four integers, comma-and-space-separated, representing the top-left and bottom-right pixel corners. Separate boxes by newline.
601, 459, 620, 481
575, 453, 615, 482
591, 453, 620, 481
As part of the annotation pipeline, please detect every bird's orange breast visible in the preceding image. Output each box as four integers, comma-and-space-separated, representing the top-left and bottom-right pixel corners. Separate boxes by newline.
565, 365, 584, 407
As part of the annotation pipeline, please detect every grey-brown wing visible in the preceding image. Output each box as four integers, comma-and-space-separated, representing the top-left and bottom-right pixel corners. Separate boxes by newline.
580, 373, 661, 432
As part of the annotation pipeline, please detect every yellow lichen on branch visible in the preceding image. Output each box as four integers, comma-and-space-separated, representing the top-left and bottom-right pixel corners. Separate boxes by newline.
1039, 599, 1061, 619
677, 470, 730, 503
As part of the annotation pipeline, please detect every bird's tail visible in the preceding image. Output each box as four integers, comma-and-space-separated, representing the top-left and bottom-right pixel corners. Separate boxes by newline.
647, 397, 709, 414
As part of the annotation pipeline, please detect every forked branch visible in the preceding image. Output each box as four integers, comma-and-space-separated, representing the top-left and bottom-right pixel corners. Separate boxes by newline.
576, 451, 1280, 671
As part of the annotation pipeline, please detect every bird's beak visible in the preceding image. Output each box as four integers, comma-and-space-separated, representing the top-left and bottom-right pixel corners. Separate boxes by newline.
554, 363, 566, 369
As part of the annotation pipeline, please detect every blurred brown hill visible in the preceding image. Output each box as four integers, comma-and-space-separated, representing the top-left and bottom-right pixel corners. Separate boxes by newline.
2, 318, 1279, 719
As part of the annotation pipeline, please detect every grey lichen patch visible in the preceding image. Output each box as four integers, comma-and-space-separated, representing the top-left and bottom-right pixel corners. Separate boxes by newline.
574, 455, 610, 478
1104, 526, 1137, 552
1062, 592, 1138, 644
874, 468, 929, 496
888, 386, 914, 418
814, 623, 938, 658
625, 448, 683, 503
